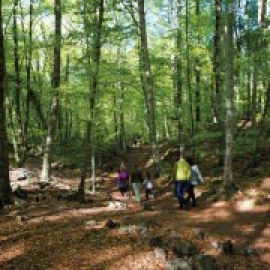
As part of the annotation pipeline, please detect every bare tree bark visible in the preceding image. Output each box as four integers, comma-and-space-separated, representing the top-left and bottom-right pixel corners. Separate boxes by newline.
78, 0, 104, 198
137, 0, 159, 168
23, 0, 33, 152
186, 0, 195, 158
213, 0, 224, 165
175, 0, 184, 146
41, 0, 61, 182
11, 0, 24, 166
195, 0, 201, 123
0, 0, 13, 208
223, 0, 235, 188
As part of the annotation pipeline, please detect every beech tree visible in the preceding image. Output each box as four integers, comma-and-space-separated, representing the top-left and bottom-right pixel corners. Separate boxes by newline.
41, 0, 62, 182
0, 0, 12, 208
223, 0, 235, 189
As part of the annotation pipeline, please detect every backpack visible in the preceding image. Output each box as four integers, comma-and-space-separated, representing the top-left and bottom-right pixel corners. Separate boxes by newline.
190, 168, 199, 185
190, 165, 203, 185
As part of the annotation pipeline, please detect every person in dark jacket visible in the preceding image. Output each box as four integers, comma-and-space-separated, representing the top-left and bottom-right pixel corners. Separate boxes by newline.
131, 164, 143, 203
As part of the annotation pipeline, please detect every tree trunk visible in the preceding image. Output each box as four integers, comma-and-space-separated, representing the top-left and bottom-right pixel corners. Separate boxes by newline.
117, 46, 127, 153
175, 0, 183, 146
23, 0, 33, 162
12, 0, 24, 166
78, 0, 104, 198
0, 0, 13, 208
259, 0, 267, 28
251, 58, 258, 126
41, 0, 61, 182
119, 89, 126, 153
186, 0, 195, 158
223, 0, 235, 188
138, 0, 159, 168
195, 0, 201, 123
213, 0, 224, 165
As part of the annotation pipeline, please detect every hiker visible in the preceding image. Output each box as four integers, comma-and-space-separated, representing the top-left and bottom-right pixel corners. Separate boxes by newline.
172, 148, 191, 210
116, 162, 129, 197
186, 157, 204, 207
144, 172, 153, 201
131, 164, 143, 203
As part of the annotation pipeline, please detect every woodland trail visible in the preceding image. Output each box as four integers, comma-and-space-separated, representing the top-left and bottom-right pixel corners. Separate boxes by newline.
0, 145, 270, 269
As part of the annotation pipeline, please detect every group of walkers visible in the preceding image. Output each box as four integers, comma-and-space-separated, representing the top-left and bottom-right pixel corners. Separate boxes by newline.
115, 148, 203, 210
173, 149, 203, 210
116, 162, 153, 203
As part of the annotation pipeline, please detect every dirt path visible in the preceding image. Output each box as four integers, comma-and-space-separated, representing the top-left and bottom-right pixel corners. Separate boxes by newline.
1, 146, 270, 269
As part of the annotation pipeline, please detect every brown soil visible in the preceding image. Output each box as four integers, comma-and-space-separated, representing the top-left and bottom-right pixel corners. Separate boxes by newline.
1, 145, 270, 269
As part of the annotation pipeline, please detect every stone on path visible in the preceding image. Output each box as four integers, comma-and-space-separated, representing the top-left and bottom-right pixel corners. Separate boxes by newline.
166, 258, 192, 270
195, 254, 216, 270
173, 240, 198, 257
220, 240, 234, 255
153, 247, 167, 261
143, 201, 152, 211
244, 246, 259, 257
149, 236, 163, 248
105, 219, 120, 229
196, 228, 207, 240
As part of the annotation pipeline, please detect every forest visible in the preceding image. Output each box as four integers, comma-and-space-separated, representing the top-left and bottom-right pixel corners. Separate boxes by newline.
0, 0, 269, 269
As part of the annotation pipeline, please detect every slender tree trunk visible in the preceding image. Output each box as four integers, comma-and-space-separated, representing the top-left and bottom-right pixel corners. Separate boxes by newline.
0, 0, 13, 208
251, 58, 258, 126
252, 83, 270, 165
213, 0, 224, 165
246, 69, 252, 118
12, 0, 24, 166
259, 0, 267, 27
41, 0, 61, 182
175, 0, 183, 146
23, 0, 33, 161
79, 0, 104, 198
138, 0, 159, 168
223, 0, 235, 188
119, 89, 126, 152
186, 0, 195, 158
113, 94, 119, 145
117, 46, 127, 153
195, 0, 201, 122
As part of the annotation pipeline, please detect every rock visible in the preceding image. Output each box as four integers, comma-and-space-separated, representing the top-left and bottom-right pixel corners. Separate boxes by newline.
86, 220, 97, 227
16, 215, 27, 223
244, 247, 259, 257
211, 241, 220, 250
169, 230, 179, 238
166, 258, 192, 270
105, 219, 120, 229
154, 248, 167, 261
195, 254, 216, 270
51, 161, 64, 170
108, 201, 126, 209
37, 181, 50, 190
9, 168, 28, 181
142, 220, 159, 229
173, 240, 197, 257
149, 236, 163, 248
14, 197, 28, 207
197, 228, 207, 240
143, 201, 152, 211
119, 224, 148, 234
13, 186, 28, 200
220, 240, 234, 255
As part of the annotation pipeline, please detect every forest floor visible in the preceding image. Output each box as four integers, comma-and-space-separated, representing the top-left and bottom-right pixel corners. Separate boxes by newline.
1, 144, 270, 269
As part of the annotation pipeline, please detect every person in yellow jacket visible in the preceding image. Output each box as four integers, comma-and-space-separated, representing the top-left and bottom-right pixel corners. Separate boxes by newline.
173, 148, 191, 210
